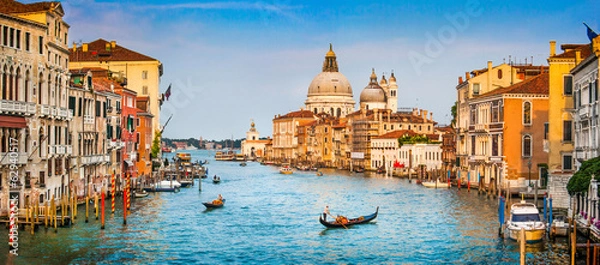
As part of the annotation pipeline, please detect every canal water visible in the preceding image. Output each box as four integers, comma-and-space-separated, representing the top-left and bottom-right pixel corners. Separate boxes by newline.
1, 150, 572, 264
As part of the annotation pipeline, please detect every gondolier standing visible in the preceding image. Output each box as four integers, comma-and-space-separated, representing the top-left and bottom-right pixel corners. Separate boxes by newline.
323, 206, 331, 219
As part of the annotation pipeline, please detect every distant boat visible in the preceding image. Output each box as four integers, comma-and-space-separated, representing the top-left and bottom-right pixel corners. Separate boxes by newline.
161, 146, 173, 153
240, 162, 247, 167
215, 150, 235, 161
280, 164, 293, 175
213, 175, 221, 183
135, 190, 149, 198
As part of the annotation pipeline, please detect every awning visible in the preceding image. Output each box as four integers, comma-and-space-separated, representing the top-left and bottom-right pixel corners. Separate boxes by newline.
0, 115, 26, 128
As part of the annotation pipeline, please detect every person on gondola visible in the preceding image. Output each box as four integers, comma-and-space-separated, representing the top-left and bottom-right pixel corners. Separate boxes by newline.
323, 206, 331, 219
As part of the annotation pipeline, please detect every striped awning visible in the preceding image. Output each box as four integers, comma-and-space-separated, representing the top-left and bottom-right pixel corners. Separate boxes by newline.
0, 115, 26, 128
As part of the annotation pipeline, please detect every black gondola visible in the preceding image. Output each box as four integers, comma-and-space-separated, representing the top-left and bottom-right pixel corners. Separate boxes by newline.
202, 199, 226, 208
319, 207, 378, 228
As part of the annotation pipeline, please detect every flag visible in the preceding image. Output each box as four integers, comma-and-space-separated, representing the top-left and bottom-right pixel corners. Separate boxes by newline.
165, 84, 172, 100
585, 22, 598, 41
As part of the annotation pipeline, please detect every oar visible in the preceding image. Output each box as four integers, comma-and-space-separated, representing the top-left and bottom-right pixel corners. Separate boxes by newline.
335, 215, 348, 229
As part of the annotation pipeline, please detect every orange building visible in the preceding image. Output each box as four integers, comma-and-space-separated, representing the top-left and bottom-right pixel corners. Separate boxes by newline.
471, 72, 549, 189
136, 96, 153, 176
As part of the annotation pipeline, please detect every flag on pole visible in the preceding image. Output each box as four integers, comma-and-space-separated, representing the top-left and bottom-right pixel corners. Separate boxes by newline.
165, 84, 172, 100
585, 22, 598, 41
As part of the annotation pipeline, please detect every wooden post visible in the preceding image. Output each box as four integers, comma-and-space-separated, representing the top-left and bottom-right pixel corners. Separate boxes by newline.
520, 227, 526, 265
44, 202, 48, 228
571, 219, 577, 265
101, 188, 105, 230
74, 186, 78, 219
85, 195, 89, 223
593, 246, 597, 265
30, 207, 34, 235
123, 187, 127, 225
61, 196, 65, 227
127, 174, 131, 211
111, 173, 116, 214
95, 193, 99, 220
53, 197, 57, 233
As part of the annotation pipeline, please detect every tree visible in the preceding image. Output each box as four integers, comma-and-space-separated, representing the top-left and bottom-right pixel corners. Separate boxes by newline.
451, 102, 457, 128
567, 156, 600, 195
151, 130, 161, 159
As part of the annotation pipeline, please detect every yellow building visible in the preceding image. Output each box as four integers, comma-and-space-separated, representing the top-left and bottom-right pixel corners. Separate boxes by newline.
546, 41, 591, 209
69, 39, 163, 136
272, 110, 317, 163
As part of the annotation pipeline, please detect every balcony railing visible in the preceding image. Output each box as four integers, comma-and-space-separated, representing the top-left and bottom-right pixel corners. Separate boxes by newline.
40, 105, 51, 116
81, 154, 107, 165
48, 145, 55, 156
66, 145, 72, 155
0, 100, 36, 116
84, 115, 94, 124
55, 145, 66, 155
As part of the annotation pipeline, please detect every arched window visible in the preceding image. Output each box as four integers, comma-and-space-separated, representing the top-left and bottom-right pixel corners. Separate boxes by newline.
24, 69, 30, 102
336, 108, 341, 117
498, 69, 503, 79
1, 65, 7, 100
523, 101, 531, 125
313, 108, 317, 114
47, 73, 52, 105
9, 66, 14, 100
522, 134, 532, 157
38, 72, 43, 104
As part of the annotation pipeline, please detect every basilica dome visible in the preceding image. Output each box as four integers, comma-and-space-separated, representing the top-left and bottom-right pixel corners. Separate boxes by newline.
360, 69, 386, 103
305, 44, 355, 118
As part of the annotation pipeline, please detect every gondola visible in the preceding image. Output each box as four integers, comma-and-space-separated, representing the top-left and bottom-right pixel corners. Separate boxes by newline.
319, 207, 378, 228
202, 199, 226, 208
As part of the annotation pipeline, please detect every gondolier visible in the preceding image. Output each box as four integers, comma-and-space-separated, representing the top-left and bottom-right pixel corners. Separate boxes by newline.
323, 206, 331, 219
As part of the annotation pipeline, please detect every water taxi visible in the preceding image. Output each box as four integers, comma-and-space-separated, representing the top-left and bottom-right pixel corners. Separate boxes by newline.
505, 201, 546, 243
215, 150, 235, 161
421, 178, 451, 188
279, 164, 293, 175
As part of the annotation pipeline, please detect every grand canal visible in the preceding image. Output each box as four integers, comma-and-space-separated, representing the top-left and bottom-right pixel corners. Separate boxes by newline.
1, 150, 573, 264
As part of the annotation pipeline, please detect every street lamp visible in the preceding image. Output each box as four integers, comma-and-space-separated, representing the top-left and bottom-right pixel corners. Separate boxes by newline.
527, 157, 532, 187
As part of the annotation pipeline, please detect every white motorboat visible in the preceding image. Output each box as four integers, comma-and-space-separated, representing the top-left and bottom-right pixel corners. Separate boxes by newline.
422, 178, 450, 188
157, 180, 182, 188
505, 201, 546, 243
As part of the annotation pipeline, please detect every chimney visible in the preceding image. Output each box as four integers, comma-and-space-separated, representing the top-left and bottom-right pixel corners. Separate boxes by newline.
549, 41, 556, 57
465, 72, 470, 80
82, 43, 88, 52
487, 61, 493, 71
72, 42, 77, 52
458, 76, 463, 84
105, 43, 111, 51
487, 61, 492, 92
111, 40, 116, 48
430, 112, 433, 121
575, 50, 581, 65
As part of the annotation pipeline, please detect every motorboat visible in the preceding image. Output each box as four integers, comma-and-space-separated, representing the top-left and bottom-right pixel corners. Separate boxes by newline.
422, 178, 451, 188
157, 180, 182, 188
280, 166, 293, 175
550, 214, 569, 238
135, 190, 149, 198
505, 201, 546, 243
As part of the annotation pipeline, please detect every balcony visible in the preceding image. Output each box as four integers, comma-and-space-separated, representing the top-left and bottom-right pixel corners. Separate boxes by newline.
81, 154, 106, 165
0, 152, 28, 165
66, 145, 72, 155
48, 145, 55, 156
473, 124, 489, 132
55, 145, 66, 155
0, 100, 36, 116
84, 115, 94, 124
40, 105, 51, 116
57, 107, 72, 120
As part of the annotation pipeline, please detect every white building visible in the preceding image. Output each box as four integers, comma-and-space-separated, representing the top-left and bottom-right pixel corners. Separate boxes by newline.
241, 120, 269, 159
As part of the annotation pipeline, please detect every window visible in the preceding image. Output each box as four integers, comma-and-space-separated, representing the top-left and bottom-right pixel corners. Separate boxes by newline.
38, 36, 43, 54
492, 135, 498, 156
142, 71, 148, 79
473, 83, 480, 95
25, 172, 30, 188
15, 29, 20, 49
498, 69, 503, 79
564, 76, 573, 95
523, 101, 531, 125
471, 135, 475, 155
25, 32, 30, 51
522, 135, 531, 157
563, 120, 572, 142
142, 86, 148, 95
544, 122, 549, 140
2, 26, 7, 46
563, 155, 573, 170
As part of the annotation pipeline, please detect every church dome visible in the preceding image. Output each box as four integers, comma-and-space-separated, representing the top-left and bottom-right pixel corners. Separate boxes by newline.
307, 72, 353, 96
360, 69, 386, 103
306, 44, 353, 97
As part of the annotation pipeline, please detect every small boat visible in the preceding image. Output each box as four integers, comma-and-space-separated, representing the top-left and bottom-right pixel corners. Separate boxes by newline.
203, 199, 225, 208
353, 167, 364, 173
280, 164, 293, 175
240, 162, 247, 167
316, 171, 323, 176
135, 190, 149, 198
179, 180, 193, 188
319, 207, 379, 228
550, 214, 569, 238
505, 201, 546, 243
213, 175, 221, 183
421, 179, 450, 188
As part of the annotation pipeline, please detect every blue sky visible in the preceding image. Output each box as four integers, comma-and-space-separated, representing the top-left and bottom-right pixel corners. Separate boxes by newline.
30, 0, 600, 140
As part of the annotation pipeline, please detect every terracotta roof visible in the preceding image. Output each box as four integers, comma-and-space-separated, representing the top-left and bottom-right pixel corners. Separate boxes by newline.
274, 110, 315, 120
70, 39, 158, 62
550, 44, 592, 59
0, 0, 59, 14
476, 72, 549, 98
374, 130, 418, 139
92, 77, 123, 93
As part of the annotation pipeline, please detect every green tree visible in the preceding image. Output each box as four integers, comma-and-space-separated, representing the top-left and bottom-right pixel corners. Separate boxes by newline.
151, 130, 161, 159
451, 102, 457, 128
567, 156, 600, 195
